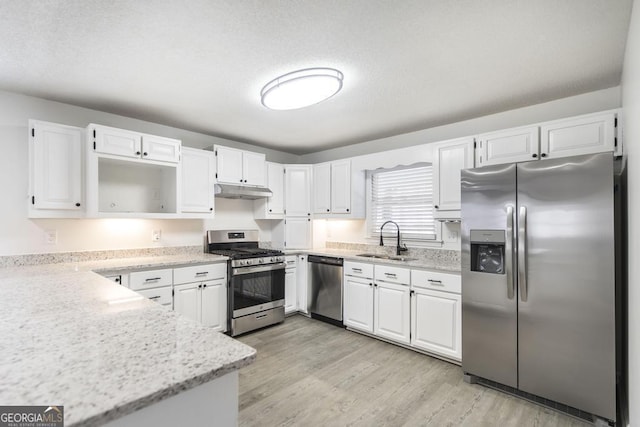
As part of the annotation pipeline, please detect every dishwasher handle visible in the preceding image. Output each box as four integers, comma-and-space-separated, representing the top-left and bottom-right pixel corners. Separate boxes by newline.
307, 255, 344, 266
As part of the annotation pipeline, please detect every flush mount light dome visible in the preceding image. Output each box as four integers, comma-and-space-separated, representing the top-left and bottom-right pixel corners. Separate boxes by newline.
261, 67, 344, 110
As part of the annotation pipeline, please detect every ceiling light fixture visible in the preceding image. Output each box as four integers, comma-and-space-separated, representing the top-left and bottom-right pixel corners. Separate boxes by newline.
260, 67, 344, 110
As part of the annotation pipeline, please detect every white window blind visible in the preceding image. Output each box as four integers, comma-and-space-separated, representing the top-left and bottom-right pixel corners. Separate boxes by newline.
369, 164, 436, 240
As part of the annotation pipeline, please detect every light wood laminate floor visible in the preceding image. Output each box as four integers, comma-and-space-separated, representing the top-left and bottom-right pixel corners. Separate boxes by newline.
238, 315, 588, 427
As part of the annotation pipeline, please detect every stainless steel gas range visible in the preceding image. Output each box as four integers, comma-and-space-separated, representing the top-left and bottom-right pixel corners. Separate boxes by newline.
205, 230, 285, 336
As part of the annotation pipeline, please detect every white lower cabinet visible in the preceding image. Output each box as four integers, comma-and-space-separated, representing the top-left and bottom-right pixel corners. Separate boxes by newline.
173, 263, 227, 332
343, 275, 374, 333
284, 256, 297, 314
411, 288, 461, 361
174, 279, 226, 332
374, 281, 411, 345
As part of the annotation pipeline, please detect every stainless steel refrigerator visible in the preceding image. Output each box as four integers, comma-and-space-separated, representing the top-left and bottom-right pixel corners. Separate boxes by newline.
461, 152, 619, 422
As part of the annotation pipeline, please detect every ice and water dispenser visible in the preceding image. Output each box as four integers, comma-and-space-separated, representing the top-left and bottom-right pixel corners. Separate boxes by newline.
470, 230, 506, 274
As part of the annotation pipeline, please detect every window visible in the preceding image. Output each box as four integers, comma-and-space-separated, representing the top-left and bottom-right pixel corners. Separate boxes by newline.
368, 163, 436, 240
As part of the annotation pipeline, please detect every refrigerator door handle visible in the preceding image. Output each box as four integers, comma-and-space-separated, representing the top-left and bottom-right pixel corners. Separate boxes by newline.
505, 205, 515, 299
518, 206, 528, 302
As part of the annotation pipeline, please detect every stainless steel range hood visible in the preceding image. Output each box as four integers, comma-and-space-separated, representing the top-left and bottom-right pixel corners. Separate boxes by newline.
214, 183, 273, 200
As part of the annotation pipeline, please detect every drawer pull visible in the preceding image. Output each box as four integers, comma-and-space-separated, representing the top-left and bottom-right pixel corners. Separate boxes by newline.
145, 277, 162, 282
149, 296, 162, 300
195, 272, 209, 276
428, 279, 443, 285
352, 268, 362, 272
384, 273, 397, 277
255, 313, 268, 319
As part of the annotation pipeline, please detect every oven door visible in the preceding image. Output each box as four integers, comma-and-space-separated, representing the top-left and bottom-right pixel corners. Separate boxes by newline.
231, 263, 285, 317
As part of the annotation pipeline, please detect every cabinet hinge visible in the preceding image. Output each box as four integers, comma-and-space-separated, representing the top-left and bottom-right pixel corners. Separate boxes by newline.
31, 196, 35, 205
31, 128, 35, 137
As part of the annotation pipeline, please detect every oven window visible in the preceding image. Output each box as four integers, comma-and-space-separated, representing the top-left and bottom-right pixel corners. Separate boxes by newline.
233, 268, 285, 310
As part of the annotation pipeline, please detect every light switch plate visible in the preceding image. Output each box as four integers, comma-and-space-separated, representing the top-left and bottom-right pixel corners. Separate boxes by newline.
151, 229, 161, 242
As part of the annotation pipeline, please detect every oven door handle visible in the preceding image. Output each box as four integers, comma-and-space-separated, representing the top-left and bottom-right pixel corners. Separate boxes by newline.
232, 262, 286, 276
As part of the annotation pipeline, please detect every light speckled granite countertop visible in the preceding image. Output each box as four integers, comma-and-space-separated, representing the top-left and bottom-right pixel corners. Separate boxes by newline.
0, 254, 255, 427
284, 248, 461, 274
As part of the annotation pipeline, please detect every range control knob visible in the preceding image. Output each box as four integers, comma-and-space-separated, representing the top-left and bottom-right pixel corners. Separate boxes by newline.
259, 259, 264, 264
270, 257, 275, 262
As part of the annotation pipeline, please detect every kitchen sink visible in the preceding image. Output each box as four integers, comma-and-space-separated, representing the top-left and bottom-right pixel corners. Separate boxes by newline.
356, 253, 417, 262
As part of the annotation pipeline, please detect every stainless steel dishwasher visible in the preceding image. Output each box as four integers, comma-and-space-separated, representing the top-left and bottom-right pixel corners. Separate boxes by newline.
308, 255, 344, 326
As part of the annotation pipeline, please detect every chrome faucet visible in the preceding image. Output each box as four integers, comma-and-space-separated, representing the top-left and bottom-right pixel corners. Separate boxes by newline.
379, 220, 408, 256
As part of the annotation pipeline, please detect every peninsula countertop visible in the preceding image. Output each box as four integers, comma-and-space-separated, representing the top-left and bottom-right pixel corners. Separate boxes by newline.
0, 253, 255, 426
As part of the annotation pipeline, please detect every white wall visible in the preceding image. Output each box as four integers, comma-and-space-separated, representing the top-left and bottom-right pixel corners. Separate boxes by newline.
300, 87, 621, 163
622, 1, 639, 425
0, 90, 295, 256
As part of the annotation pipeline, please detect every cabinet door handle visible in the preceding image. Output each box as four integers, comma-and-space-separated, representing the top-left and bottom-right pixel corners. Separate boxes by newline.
145, 277, 161, 282
327, 209, 330, 212
75, 202, 81, 207
203, 284, 207, 288
136, 151, 141, 155
210, 207, 213, 211
143, 152, 148, 156
369, 283, 373, 287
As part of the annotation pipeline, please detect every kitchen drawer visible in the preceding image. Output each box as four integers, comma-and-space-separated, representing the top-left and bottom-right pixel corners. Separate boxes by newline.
174, 263, 227, 285
411, 270, 461, 294
129, 268, 173, 291
137, 286, 173, 306
375, 264, 410, 285
285, 255, 297, 269
344, 261, 373, 279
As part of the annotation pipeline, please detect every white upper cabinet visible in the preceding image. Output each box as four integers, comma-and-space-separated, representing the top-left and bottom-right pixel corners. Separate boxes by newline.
214, 145, 266, 187
472, 111, 620, 168
476, 126, 539, 166
242, 151, 267, 187
86, 124, 181, 218
432, 137, 474, 214
285, 165, 312, 217
29, 120, 84, 215
331, 159, 351, 214
313, 159, 354, 216
93, 125, 141, 159
254, 162, 285, 219
181, 147, 215, 215
90, 124, 180, 163
142, 134, 181, 163
215, 145, 243, 184
540, 112, 616, 159
313, 163, 331, 214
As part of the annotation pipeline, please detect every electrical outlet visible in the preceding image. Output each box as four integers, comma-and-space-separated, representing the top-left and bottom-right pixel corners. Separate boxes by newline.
448, 231, 459, 241
151, 229, 161, 242
44, 229, 57, 245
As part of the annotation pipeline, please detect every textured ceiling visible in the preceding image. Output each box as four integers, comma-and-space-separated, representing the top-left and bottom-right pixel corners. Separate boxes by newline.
0, 1, 633, 154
